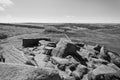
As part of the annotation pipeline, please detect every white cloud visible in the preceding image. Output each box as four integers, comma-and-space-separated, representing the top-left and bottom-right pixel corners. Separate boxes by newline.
0, 0, 13, 11
0, 6, 4, 11
66, 16, 75, 18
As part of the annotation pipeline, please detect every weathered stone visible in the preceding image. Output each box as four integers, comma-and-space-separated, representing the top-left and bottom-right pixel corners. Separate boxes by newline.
51, 38, 71, 57
77, 48, 90, 59
93, 65, 117, 75
99, 46, 111, 62
108, 52, 120, 68
47, 42, 56, 48
34, 54, 48, 67
51, 38, 86, 66
75, 43, 85, 48
91, 58, 108, 65
88, 65, 120, 80
22, 38, 50, 48
93, 44, 101, 52
63, 43, 80, 57
71, 64, 88, 80
10, 37, 120, 80
66, 55, 79, 64
39, 40, 50, 46
50, 56, 70, 65
63, 43, 87, 66
84, 45, 96, 51
45, 61, 55, 69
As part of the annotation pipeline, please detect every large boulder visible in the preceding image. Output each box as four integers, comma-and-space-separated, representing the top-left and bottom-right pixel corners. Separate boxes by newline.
93, 44, 101, 52
108, 52, 120, 68
99, 47, 111, 62
64, 43, 88, 66
84, 45, 96, 52
51, 38, 72, 57
39, 40, 50, 46
34, 54, 49, 67
66, 55, 79, 64
77, 48, 91, 60
87, 58, 109, 69
51, 38, 82, 64
50, 56, 70, 65
87, 64, 120, 80
22, 38, 51, 48
91, 58, 108, 65
71, 64, 88, 80
63, 43, 80, 57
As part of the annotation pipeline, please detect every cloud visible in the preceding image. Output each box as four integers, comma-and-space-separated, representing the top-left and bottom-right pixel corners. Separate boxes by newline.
0, 0, 13, 11
66, 16, 76, 18
0, 6, 4, 11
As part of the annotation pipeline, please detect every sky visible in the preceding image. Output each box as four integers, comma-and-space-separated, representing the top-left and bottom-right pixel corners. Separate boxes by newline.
0, 0, 120, 23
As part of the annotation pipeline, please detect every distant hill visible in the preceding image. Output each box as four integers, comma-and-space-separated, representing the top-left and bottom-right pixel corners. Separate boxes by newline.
0, 22, 120, 55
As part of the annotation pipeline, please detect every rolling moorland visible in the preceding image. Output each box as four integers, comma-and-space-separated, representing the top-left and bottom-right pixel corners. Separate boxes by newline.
0, 23, 120, 54
0, 23, 120, 80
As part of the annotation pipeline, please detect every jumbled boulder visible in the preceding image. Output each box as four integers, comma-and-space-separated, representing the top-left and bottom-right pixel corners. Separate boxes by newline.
99, 46, 111, 62
47, 42, 56, 48
51, 38, 84, 66
64, 43, 87, 66
34, 54, 49, 67
87, 64, 120, 80
71, 64, 88, 80
108, 52, 120, 68
94, 44, 101, 52
39, 40, 50, 46
51, 38, 72, 57
75, 42, 85, 48
50, 56, 71, 65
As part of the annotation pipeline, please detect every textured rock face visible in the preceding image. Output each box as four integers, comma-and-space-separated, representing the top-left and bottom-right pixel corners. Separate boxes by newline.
52, 38, 87, 66
108, 52, 120, 68
51, 39, 120, 80
51, 38, 70, 57
24, 38, 120, 80
87, 64, 120, 80
71, 64, 88, 79
2, 38, 120, 80
50, 56, 70, 65
34, 54, 48, 67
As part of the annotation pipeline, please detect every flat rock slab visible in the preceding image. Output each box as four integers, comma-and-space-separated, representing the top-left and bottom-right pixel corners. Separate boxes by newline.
93, 65, 117, 75
34, 53, 48, 67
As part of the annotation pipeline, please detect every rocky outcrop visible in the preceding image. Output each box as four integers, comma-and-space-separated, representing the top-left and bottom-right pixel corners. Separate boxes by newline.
108, 52, 120, 68
28, 38, 120, 80
2, 38, 120, 80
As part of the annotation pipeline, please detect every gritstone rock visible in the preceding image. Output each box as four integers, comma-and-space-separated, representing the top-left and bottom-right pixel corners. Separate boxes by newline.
88, 64, 120, 80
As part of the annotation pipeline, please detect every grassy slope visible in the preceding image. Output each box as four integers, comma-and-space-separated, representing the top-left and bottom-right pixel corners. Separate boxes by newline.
97, 27, 120, 34
0, 24, 44, 38
0, 63, 61, 80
